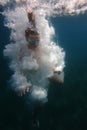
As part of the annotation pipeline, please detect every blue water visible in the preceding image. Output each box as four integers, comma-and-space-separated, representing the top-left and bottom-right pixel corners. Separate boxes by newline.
0, 12, 87, 130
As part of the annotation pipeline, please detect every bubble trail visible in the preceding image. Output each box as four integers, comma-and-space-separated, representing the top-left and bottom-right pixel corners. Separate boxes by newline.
2, 0, 87, 102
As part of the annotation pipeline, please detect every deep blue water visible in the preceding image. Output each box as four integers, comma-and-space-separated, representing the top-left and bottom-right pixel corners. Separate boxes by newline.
0, 11, 87, 130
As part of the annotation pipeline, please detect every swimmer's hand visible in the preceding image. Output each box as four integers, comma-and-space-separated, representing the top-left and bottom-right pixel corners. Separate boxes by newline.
18, 85, 31, 96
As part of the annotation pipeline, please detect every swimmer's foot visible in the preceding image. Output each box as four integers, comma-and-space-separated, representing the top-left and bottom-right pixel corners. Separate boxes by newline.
32, 119, 39, 128
18, 85, 31, 96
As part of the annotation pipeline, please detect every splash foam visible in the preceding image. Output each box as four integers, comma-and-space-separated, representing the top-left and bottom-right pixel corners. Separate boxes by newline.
2, 0, 87, 103
1, 0, 66, 103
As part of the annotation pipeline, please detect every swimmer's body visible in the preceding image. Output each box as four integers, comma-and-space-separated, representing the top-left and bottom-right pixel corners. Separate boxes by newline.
17, 9, 64, 97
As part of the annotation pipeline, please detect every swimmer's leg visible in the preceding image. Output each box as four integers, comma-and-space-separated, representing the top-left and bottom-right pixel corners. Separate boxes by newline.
32, 102, 44, 128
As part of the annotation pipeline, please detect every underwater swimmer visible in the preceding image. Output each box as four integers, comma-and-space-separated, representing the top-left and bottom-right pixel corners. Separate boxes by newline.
18, 8, 64, 97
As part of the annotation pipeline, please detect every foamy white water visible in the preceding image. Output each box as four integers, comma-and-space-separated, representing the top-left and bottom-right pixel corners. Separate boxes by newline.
1, 0, 87, 102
